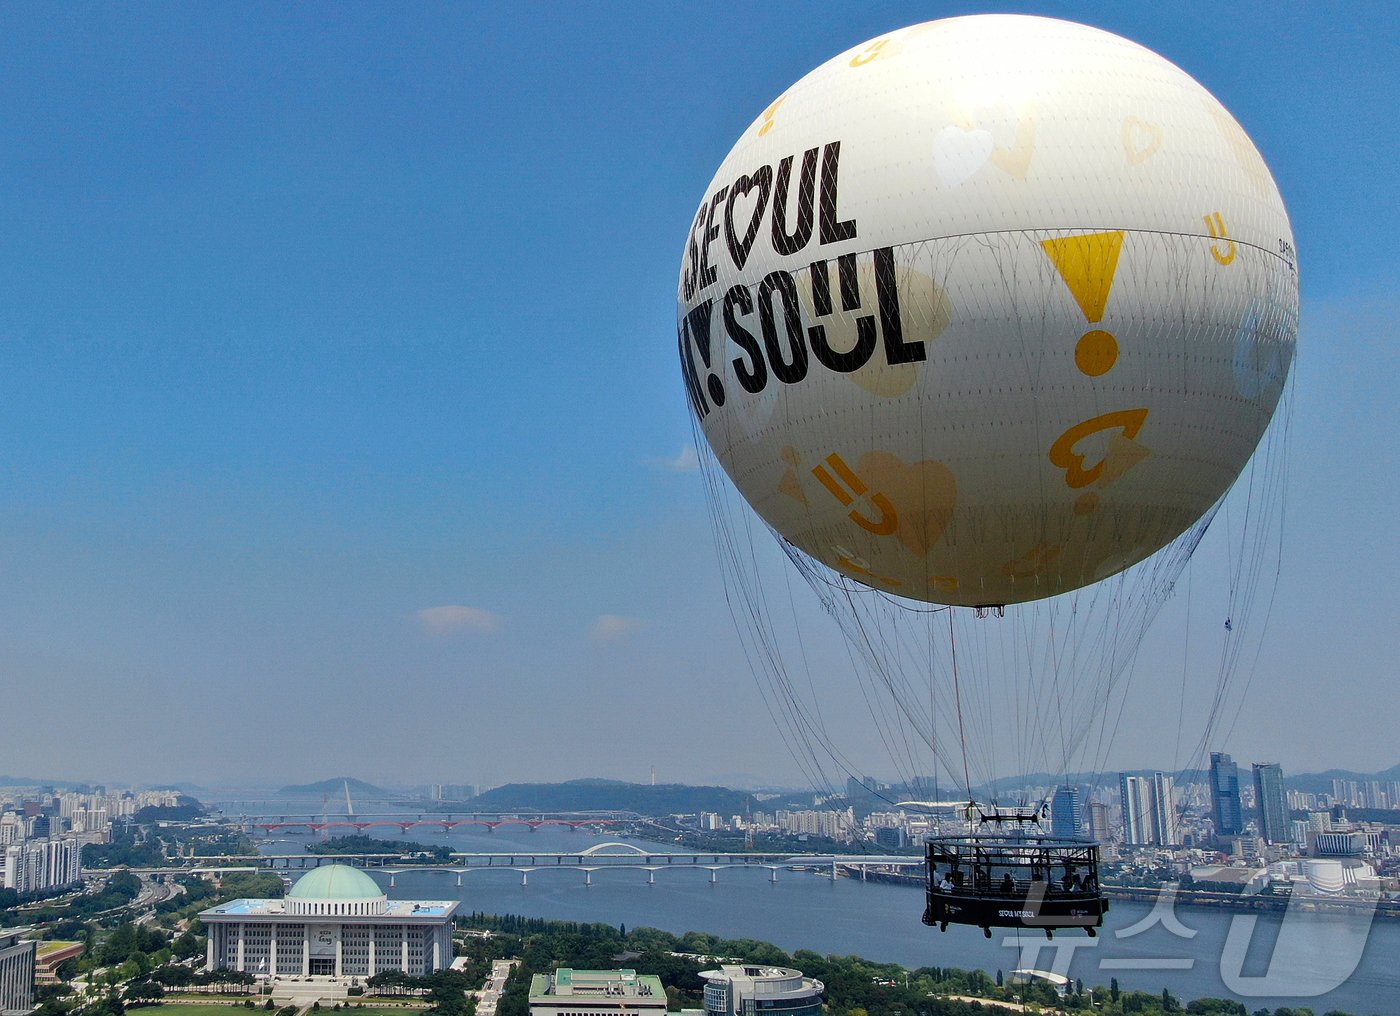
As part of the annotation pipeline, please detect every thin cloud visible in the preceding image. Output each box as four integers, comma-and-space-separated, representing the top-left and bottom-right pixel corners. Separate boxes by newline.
591, 614, 641, 643
654, 446, 700, 473
418, 605, 503, 635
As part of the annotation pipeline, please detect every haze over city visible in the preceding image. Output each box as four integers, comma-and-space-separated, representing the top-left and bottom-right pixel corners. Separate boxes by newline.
2, 3, 1397, 791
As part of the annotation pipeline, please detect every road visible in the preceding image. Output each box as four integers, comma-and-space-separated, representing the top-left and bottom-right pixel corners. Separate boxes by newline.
475, 959, 516, 1016
134, 875, 183, 923
92, 873, 183, 921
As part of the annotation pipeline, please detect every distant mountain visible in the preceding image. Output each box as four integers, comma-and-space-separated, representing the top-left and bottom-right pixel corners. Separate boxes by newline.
133, 797, 206, 822
459, 779, 759, 816
277, 777, 390, 797
0, 776, 104, 791
1283, 764, 1400, 796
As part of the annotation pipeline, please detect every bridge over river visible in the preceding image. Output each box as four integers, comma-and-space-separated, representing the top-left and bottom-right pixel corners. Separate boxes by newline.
230, 810, 637, 835
96, 842, 926, 887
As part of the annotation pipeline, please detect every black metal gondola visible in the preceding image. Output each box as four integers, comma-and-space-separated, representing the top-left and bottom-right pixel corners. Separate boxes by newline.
922, 823, 1108, 938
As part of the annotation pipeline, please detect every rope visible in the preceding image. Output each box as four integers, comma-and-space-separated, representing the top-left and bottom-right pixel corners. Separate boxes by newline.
948, 609, 973, 804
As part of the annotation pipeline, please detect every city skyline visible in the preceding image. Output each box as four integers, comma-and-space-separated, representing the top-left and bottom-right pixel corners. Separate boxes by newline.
6, 762, 1395, 859
6, 753, 1400, 801
2, 4, 1397, 788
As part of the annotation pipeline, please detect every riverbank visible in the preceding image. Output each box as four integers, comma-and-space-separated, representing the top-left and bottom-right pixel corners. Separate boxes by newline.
243, 819, 1400, 1011
847, 866, 1400, 918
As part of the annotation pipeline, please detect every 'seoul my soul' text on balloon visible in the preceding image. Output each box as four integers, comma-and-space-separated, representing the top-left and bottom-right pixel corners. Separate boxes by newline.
678, 15, 1297, 607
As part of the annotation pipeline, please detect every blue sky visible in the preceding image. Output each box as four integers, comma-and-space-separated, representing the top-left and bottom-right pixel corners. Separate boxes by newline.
1, 2, 1396, 789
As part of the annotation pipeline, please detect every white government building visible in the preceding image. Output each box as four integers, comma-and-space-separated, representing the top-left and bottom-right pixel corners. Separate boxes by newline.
0, 928, 36, 1016
200, 864, 457, 978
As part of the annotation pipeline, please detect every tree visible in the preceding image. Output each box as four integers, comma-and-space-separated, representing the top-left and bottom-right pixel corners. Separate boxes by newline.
127, 981, 165, 1006
152, 965, 194, 988
219, 872, 284, 900
368, 971, 410, 996
995, 970, 1003, 988
173, 933, 205, 960
1110, 977, 1120, 1002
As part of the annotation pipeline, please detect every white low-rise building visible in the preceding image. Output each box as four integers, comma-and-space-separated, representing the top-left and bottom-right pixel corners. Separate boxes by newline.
199, 864, 456, 978
529, 969, 668, 1016
701, 965, 823, 1016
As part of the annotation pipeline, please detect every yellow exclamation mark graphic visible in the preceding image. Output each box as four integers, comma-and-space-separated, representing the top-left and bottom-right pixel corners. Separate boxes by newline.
1039, 230, 1150, 517
1040, 231, 1125, 377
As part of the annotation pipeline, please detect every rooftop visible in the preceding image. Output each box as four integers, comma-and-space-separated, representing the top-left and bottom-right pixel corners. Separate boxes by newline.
530, 969, 665, 1001
202, 898, 455, 918
288, 864, 384, 900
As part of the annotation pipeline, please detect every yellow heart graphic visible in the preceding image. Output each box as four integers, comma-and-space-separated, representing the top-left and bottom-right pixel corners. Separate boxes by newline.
854, 450, 957, 557
1048, 409, 1150, 489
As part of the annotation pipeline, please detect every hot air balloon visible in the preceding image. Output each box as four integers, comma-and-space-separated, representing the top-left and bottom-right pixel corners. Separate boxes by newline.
679, 15, 1296, 937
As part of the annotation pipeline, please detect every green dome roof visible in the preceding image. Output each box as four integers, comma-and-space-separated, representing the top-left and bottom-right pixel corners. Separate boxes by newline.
288, 864, 384, 900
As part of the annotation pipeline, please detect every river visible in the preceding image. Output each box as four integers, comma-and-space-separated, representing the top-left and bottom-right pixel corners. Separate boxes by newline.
241, 821, 1397, 1014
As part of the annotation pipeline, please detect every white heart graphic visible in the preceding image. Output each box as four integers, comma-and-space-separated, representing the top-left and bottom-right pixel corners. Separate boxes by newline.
1123, 116, 1163, 164
932, 125, 994, 186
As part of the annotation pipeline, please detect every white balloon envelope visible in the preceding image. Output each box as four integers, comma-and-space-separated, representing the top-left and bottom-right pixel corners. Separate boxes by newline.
678, 15, 1297, 607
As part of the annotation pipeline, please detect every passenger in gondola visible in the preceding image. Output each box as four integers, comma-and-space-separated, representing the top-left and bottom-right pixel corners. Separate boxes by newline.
938, 871, 954, 892
950, 867, 964, 889
973, 865, 990, 890
999, 872, 1015, 894
1060, 865, 1078, 893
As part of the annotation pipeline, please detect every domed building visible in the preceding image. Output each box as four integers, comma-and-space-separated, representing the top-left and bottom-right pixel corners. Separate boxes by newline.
200, 863, 456, 979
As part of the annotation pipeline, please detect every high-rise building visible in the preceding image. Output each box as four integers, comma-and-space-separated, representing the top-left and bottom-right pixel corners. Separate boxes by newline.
2, 839, 81, 896
1118, 774, 1178, 846
845, 776, 895, 813
1253, 763, 1288, 844
1119, 775, 1153, 845
1152, 772, 1179, 846
1290, 819, 1310, 847
0, 928, 36, 1016
1087, 802, 1113, 842
1209, 752, 1243, 838
1050, 785, 1082, 839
